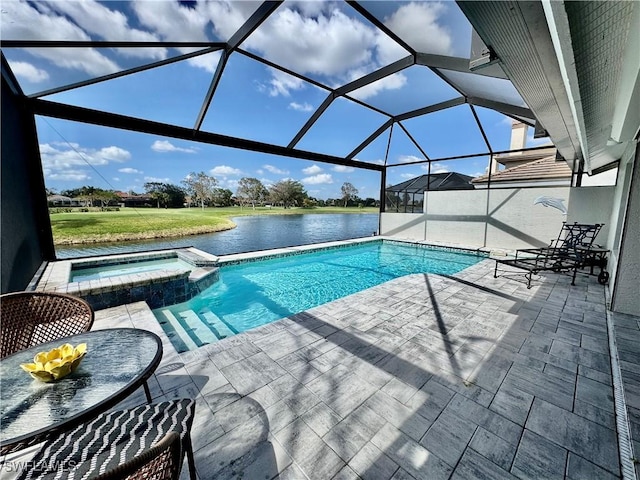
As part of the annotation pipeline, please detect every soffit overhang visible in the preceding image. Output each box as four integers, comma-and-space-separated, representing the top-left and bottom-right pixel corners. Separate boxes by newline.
458, 0, 639, 174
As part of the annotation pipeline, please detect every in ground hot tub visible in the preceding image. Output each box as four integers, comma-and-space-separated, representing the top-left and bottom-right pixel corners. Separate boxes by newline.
70, 256, 195, 282
35, 248, 219, 310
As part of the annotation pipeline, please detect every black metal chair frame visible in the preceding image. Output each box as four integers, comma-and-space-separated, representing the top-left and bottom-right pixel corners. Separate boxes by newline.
494, 222, 605, 288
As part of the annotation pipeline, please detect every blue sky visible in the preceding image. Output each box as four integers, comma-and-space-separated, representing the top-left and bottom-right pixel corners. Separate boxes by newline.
3, 0, 549, 200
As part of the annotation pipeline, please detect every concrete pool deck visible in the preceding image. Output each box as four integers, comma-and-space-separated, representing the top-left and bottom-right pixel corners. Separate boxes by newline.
4, 257, 639, 479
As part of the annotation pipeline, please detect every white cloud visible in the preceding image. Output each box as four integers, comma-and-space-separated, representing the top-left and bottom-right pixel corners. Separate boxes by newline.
40, 143, 130, 172
224, 179, 240, 190
10, 61, 49, 83
112, 177, 121, 182
144, 176, 171, 183
243, 4, 409, 96
151, 140, 197, 153
119, 167, 142, 174
431, 163, 450, 174
43, 0, 166, 60
400, 173, 417, 179
302, 174, 333, 185
263, 70, 305, 97
289, 102, 314, 112
397, 155, 424, 164
302, 164, 323, 175
349, 72, 407, 100
246, 7, 375, 78
263, 164, 289, 175
500, 117, 514, 128
375, 27, 411, 67
260, 177, 274, 187
333, 165, 355, 173
210, 165, 242, 176
46, 169, 91, 181
2, 1, 120, 76
384, 2, 453, 55
132, 1, 237, 72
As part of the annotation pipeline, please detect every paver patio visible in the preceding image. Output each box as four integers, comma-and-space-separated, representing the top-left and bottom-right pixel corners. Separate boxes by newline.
3, 257, 639, 480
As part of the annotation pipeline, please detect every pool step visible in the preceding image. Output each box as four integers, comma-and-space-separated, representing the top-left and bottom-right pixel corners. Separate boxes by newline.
158, 309, 199, 351
200, 310, 236, 339
177, 309, 220, 346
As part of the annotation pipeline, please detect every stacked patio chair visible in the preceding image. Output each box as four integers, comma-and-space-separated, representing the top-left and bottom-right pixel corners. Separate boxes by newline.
16, 399, 196, 480
494, 222, 604, 288
0, 291, 94, 359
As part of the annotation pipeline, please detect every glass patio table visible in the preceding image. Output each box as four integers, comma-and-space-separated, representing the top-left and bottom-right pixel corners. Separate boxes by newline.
0, 328, 162, 455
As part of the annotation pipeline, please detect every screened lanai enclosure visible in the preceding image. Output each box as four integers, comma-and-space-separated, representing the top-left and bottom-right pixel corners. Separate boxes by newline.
385, 173, 474, 213
1, 1, 545, 183
1, 0, 639, 316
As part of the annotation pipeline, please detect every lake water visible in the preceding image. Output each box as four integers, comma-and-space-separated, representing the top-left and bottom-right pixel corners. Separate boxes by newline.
55, 213, 380, 259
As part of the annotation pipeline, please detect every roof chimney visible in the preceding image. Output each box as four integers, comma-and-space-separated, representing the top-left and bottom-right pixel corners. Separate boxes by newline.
510, 120, 528, 151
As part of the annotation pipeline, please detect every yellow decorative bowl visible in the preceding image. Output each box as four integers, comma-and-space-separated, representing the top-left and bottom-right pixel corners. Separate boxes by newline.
20, 343, 87, 382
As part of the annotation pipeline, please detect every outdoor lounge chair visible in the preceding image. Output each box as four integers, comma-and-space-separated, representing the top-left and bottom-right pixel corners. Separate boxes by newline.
0, 291, 94, 359
16, 399, 196, 480
494, 222, 604, 288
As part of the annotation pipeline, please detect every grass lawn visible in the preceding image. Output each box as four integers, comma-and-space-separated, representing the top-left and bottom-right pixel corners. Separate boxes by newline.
50, 206, 379, 244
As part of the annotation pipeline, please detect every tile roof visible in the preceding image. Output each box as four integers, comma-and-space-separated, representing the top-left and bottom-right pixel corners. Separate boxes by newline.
472, 155, 572, 184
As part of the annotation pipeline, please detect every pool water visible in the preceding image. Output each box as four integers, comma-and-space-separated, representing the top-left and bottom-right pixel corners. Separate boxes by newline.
153, 241, 484, 352
71, 257, 193, 282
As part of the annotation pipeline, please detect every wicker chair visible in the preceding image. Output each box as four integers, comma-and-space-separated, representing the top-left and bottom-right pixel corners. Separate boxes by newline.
93, 432, 182, 480
0, 291, 94, 359
15, 399, 196, 480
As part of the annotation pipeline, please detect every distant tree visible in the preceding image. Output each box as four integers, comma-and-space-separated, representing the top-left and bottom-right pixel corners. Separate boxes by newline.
62, 186, 117, 207
61, 186, 90, 204
236, 177, 268, 210
163, 184, 186, 208
211, 188, 233, 206
302, 198, 317, 208
144, 182, 169, 208
341, 182, 358, 207
45, 187, 57, 196
94, 189, 119, 208
364, 197, 377, 207
269, 179, 307, 208
182, 172, 218, 209
144, 182, 185, 208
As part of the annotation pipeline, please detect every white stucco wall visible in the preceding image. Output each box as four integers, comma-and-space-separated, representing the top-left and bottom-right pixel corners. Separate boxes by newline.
379, 213, 426, 241
611, 145, 640, 316
381, 186, 571, 250
566, 186, 615, 248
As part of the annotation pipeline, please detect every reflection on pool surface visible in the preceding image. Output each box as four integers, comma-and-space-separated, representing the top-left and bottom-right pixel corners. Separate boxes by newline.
153, 240, 486, 352
70, 257, 194, 282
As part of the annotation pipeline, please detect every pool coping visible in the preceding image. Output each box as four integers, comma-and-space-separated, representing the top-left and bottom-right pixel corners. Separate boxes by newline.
34, 247, 221, 308
215, 236, 493, 267
35, 236, 494, 295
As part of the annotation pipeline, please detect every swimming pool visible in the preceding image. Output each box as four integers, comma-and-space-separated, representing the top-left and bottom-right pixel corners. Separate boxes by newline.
153, 240, 485, 352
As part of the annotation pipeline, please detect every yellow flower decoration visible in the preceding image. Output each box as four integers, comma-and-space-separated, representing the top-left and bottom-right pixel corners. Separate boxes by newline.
20, 343, 87, 382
